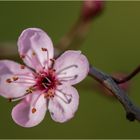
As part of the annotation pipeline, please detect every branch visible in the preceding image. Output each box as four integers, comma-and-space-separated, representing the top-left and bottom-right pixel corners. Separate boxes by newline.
54, 17, 91, 52
89, 66, 140, 122
113, 65, 140, 84
0, 42, 17, 58
55, 1, 104, 53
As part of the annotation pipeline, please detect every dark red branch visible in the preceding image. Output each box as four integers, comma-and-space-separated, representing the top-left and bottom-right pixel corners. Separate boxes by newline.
113, 65, 140, 84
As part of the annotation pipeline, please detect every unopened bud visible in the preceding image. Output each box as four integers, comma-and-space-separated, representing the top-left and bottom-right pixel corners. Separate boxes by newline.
81, 0, 104, 21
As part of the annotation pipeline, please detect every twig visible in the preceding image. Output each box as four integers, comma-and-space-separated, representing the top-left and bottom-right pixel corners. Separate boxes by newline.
55, 1, 104, 53
112, 65, 140, 84
89, 66, 140, 122
55, 18, 91, 53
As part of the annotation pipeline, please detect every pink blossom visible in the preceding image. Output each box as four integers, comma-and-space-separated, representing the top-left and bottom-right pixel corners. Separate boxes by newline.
0, 28, 89, 127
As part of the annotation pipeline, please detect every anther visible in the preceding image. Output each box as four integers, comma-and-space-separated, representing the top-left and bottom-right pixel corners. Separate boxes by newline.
32, 108, 37, 113
20, 55, 25, 59
44, 89, 55, 99
20, 65, 25, 69
6, 78, 12, 83
32, 51, 36, 56
12, 76, 19, 81
26, 87, 33, 93
50, 59, 55, 68
41, 48, 47, 51
50, 59, 55, 63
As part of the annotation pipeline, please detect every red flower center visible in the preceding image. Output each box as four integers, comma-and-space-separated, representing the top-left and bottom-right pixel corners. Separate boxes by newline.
36, 69, 59, 92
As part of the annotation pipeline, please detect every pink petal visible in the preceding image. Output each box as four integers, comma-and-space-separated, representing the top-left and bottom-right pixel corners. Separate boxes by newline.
18, 28, 54, 71
12, 91, 47, 128
48, 85, 79, 123
0, 60, 35, 98
54, 51, 89, 85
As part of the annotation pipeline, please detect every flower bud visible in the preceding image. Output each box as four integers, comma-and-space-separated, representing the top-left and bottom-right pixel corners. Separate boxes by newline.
81, 0, 104, 21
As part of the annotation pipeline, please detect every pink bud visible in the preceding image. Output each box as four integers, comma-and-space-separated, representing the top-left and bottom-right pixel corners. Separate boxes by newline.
81, 0, 104, 21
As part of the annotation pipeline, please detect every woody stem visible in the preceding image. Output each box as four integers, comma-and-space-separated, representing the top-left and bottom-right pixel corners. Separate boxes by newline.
89, 65, 140, 122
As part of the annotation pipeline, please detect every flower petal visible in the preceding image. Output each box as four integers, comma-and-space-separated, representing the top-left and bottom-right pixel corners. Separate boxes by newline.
48, 85, 79, 123
12, 91, 47, 127
0, 60, 35, 98
54, 51, 89, 85
18, 28, 54, 71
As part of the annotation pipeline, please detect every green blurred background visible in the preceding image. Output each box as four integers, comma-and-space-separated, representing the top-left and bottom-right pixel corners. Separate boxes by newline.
0, 1, 140, 139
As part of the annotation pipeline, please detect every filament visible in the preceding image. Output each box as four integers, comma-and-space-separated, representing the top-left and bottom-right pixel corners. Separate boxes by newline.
56, 89, 72, 104
56, 65, 78, 75
9, 94, 27, 102
58, 75, 78, 81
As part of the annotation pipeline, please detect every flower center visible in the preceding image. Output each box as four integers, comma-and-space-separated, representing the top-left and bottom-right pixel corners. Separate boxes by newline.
36, 69, 59, 93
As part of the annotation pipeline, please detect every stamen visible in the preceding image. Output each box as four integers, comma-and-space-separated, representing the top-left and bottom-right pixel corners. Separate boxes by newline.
44, 89, 55, 99
32, 108, 37, 113
16, 76, 35, 81
32, 51, 36, 56
56, 94, 71, 104
11, 74, 35, 83
20, 54, 25, 59
41, 48, 47, 51
42, 47, 49, 69
9, 94, 27, 102
12, 81, 36, 85
58, 75, 78, 80
32, 94, 44, 110
42, 83, 48, 88
20, 65, 25, 69
50, 59, 55, 68
6, 74, 35, 85
12, 76, 19, 81
8, 87, 35, 102
6, 78, 12, 83
23, 51, 43, 70
45, 77, 51, 83
56, 65, 78, 75
56, 89, 72, 104
26, 87, 34, 93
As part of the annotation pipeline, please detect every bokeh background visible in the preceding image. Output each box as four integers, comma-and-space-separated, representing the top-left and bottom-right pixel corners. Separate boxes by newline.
0, 1, 140, 139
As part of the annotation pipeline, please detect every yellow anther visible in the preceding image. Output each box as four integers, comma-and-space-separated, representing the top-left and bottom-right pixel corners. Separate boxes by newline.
26, 87, 34, 94
26, 89, 32, 93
